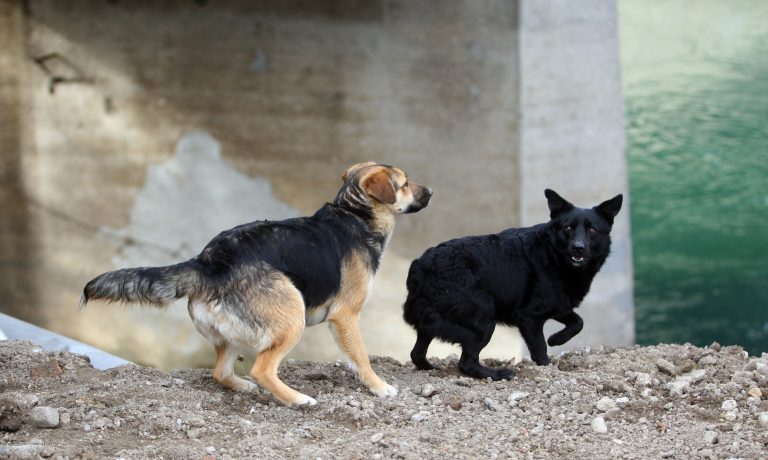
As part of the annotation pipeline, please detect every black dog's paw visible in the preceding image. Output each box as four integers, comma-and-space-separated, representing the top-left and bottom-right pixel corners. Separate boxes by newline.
532, 356, 551, 366
547, 333, 568, 347
491, 367, 516, 381
413, 358, 439, 371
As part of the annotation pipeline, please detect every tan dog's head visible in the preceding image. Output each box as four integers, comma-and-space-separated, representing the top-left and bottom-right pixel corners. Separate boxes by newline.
334, 162, 432, 216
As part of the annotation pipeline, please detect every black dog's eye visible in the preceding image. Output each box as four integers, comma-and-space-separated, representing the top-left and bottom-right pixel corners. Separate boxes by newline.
563, 226, 573, 235
587, 227, 597, 236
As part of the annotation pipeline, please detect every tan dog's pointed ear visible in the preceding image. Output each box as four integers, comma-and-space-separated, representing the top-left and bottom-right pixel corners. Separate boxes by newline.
363, 170, 396, 205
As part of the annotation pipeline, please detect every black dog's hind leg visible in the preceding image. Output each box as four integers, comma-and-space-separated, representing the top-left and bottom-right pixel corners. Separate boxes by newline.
547, 311, 584, 347
410, 331, 438, 370
458, 325, 515, 381
518, 318, 550, 366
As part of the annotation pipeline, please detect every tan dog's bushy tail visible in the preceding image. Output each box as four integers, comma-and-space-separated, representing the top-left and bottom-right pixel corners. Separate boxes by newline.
81, 262, 200, 308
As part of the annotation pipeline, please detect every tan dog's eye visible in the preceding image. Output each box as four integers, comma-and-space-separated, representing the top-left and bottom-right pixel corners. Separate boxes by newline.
401, 182, 409, 189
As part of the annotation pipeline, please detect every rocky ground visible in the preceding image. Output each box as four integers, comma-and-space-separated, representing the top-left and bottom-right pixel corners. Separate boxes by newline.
1, 340, 768, 459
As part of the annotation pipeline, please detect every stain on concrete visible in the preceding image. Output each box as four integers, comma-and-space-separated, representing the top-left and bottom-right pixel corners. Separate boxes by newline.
94, 132, 300, 366
104, 131, 299, 268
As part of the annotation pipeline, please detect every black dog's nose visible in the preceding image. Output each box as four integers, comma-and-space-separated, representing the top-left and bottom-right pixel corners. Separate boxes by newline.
571, 241, 585, 255
425, 187, 433, 198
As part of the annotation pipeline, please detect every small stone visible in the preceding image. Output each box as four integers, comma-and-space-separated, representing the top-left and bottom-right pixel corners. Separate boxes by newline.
591, 416, 608, 434
747, 387, 762, 398
173, 378, 186, 386
484, 398, 502, 412
370, 432, 384, 443
186, 428, 203, 439
361, 400, 375, 410
446, 398, 463, 411
205, 446, 216, 454
757, 412, 768, 429
723, 411, 737, 422
420, 384, 437, 398
59, 413, 71, 425
29, 407, 59, 428
4, 444, 44, 460
348, 399, 361, 408
703, 430, 719, 444
29, 360, 64, 380
656, 359, 677, 376
698, 355, 718, 366
595, 397, 617, 412
634, 372, 653, 387
615, 397, 630, 404
721, 399, 738, 411
709, 342, 721, 351
410, 411, 430, 422
508, 391, 528, 401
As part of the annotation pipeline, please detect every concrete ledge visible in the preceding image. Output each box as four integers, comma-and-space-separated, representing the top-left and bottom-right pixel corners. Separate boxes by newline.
0, 313, 130, 369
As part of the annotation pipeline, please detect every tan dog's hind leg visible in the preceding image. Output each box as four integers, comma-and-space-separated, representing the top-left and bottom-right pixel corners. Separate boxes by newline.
328, 311, 397, 398
213, 343, 257, 391
250, 280, 316, 407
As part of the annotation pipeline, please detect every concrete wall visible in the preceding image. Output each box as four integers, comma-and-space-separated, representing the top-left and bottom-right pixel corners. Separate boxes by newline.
518, 0, 634, 350
0, 0, 631, 369
0, 0, 524, 367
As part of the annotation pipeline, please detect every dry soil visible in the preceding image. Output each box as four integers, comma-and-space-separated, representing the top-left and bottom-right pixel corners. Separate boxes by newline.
1, 340, 768, 459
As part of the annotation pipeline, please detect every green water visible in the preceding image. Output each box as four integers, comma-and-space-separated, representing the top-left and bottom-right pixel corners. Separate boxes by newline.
619, 0, 768, 355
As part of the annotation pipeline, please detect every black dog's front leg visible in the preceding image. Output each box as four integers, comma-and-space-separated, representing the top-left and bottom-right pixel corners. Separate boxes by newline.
547, 311, 584, 347
518, 319, 549, 366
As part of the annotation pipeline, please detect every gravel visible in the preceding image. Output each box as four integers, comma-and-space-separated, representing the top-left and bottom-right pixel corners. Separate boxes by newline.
1, 340, 768, 459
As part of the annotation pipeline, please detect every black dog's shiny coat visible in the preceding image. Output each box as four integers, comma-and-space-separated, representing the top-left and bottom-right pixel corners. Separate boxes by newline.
403, 189, 623, 380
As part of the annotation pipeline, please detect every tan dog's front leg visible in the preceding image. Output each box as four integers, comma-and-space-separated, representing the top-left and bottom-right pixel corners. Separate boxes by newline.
328, 312, 397, 398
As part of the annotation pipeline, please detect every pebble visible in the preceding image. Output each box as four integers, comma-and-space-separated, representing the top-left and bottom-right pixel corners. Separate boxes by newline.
370, 432, 384, 443
634, 373, 653, 387
595, 397, 617, 412
757, 413, 768, 429
721, 399, 738, 411
410, 411, 430, 422
361, 400, 375, 410
205, 446, 216, 454
747, 387, 762, 398
698, 355, 718, 366
0, 444, 45, 460
29, 407, 59, 429
507, 392, 529, 405
703, 430, 719, 444
591, 416, 608, 434
656, 359, 677, 376
420, 384, 437, 398
484, 398, 502, 412
615, 397, 630, 404
723, 411, 737, 422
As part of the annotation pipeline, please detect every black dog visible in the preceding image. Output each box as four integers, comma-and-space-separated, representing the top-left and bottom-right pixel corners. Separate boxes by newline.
403, 189, 622, 380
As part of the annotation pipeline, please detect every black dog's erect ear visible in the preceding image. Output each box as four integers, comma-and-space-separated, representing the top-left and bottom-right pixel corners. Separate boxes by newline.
594, 194, 623, 224
545, 189, 574, 219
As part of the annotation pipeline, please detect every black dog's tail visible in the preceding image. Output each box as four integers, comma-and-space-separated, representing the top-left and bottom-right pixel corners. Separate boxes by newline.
80, 261, 201, 309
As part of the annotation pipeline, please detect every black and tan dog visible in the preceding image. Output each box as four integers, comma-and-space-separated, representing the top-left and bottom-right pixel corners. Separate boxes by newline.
82, 162, 432, 406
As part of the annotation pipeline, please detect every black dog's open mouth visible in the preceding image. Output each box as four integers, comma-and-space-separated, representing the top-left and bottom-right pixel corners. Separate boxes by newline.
569, 255, 588, 267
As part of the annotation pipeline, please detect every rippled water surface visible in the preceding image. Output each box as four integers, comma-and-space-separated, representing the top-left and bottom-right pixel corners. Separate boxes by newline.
619, 0, 768, 354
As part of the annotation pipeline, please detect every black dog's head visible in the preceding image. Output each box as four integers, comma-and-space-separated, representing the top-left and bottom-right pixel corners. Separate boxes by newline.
545, 189, 623, 269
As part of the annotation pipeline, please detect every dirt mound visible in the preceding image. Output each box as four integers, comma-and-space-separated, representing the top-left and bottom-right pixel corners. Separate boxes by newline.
1, 340, 767, 459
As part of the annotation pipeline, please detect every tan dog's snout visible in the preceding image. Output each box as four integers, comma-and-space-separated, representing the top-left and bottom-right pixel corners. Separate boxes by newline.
404, 183, 432, 214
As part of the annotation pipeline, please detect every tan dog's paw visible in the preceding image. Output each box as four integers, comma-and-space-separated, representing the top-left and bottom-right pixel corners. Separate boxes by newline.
369, 383, 397, 398
292, 394, 318, 407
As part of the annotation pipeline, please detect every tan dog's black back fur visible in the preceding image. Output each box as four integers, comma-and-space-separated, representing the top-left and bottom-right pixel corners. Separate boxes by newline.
82, 162, 432, 406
